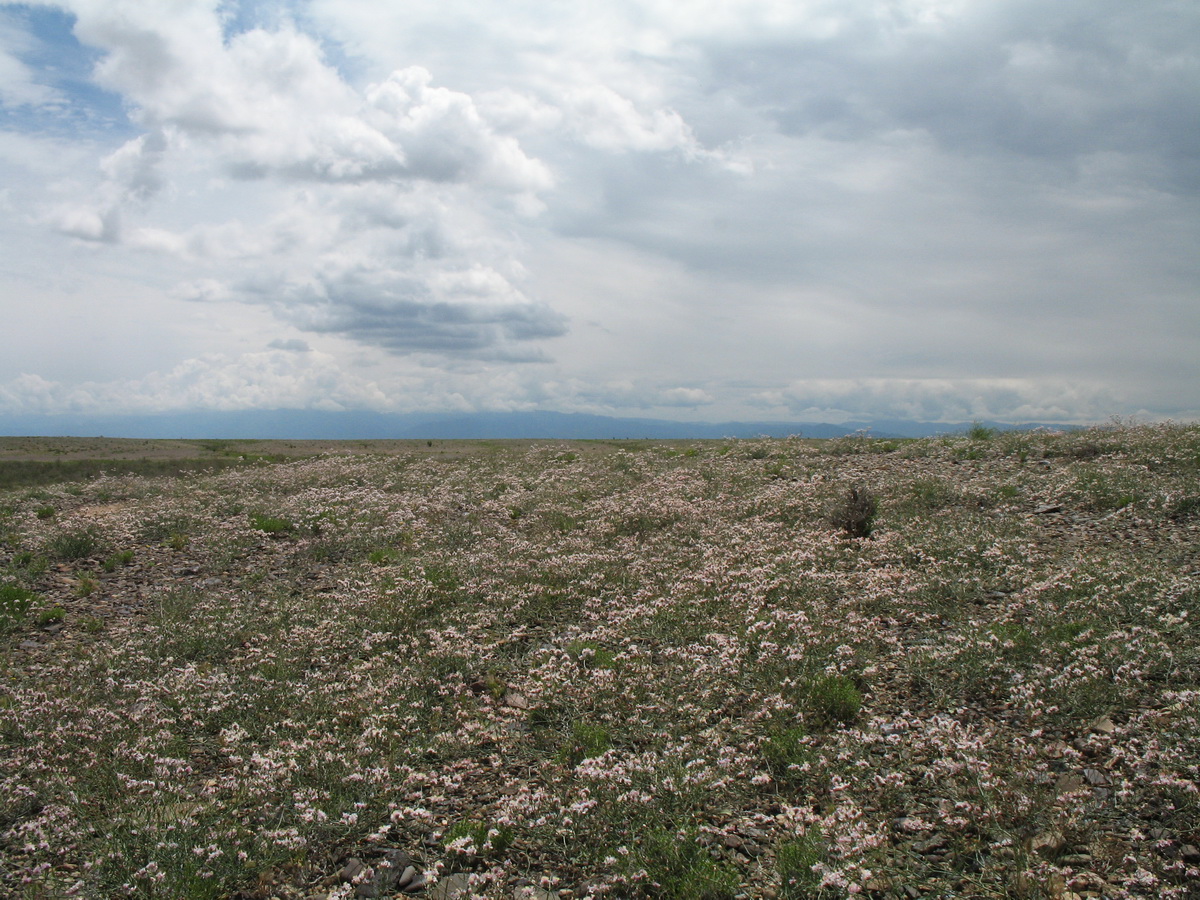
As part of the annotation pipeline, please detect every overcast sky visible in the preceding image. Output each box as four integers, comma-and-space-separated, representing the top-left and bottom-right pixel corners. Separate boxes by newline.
1, 0, 1197, 427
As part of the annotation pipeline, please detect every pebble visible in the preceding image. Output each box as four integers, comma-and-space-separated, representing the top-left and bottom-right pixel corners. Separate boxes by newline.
912, 833, 947, 855
428, 873, 472, 899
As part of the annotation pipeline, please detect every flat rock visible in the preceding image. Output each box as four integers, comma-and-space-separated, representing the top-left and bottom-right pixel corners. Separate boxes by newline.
912, 833, 947, 854
428, 873, 473, 899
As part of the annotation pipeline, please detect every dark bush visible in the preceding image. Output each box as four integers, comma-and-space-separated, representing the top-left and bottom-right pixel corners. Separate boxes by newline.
830, 487, 878, 538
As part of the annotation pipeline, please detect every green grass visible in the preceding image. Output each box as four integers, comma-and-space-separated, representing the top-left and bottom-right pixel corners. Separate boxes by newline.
46, 526, 103, 560
0, 584, 37, 630
248, 513, 294, 535
0, 457, 249, 490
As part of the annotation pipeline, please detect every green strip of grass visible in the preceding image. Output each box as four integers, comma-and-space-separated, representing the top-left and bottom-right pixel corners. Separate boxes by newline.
0, 457, 252, 490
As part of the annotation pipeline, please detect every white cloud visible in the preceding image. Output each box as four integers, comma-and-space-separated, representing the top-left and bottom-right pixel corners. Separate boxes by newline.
33, 0, 561, 360
2, 0, 1197, 428
0, 11, 61, 107
659, 387, 714, 407
0, 45, 57, 107
756, 379, 1128, 425
0, 349, 391, 414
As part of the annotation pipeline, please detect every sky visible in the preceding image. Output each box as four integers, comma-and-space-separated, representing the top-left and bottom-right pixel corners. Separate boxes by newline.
0, 0, 1197, 429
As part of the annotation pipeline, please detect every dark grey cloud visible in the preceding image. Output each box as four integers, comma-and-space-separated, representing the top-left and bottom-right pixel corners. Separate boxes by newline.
240, 267, 567, 359
267, 338, 311, 352
695, 1, 1200, 189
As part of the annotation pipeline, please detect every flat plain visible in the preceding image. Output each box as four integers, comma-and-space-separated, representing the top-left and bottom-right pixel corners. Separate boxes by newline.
1, 425, 1197, 899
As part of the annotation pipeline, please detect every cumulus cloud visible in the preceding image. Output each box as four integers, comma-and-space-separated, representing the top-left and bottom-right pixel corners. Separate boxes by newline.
60, 1, 550, 193
35, 0, 562, 360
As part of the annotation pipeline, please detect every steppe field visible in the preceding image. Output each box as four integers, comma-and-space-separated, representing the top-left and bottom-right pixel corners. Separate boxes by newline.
1, 424, 1197, 900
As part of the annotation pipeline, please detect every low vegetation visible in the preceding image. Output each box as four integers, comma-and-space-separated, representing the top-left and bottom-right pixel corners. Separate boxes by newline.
0, 423, 1198, 898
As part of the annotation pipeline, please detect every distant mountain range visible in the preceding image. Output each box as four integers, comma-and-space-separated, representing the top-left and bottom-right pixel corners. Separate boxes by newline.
0, 409, 1081, 440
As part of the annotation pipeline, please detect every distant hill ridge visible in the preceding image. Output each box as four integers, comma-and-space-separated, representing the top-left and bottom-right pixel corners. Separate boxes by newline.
0, 409, 1079, 440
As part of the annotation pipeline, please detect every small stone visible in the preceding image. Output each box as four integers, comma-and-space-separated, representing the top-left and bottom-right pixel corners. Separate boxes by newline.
1088, 716, 1115, 735
401, 869, 428, 894
913, 834, 947, 855
1034, 504, 1063, 515
1182, 844, 1200, 864
383, 849, 416, 869
1082, 768, 1110, 786
504, 691, 530, 709
1028, 831, 1065, 858
340, 858, 366, 883
396, 866, 418, 889
1069, 872, 1106, 891
429, 873, 473, 899
515, 889, 558, 900
1055, 774, 1085, 796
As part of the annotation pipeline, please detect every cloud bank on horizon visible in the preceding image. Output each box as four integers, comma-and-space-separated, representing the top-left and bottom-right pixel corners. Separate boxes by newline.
1, 0, 1197, 427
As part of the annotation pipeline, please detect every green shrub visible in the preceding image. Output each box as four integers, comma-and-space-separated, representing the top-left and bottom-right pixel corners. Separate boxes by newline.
761, 725, 812, 779
567, 640, 617, 669
627, 827, 740, 900
36, 605, 65, 626
249, 513, 294, 535
35, 506, 55, 520
805, 674, 862, 728
102, 549, 135, 572
559, 720, 613, 766
778, 832, 824, 899
9, 551, 47, 578
0, 584, 37, 629
967, 421, 997, 441
906, 478, 959, 511
47, 526, 102, 560
367, 547, 401, 566
444, 819, 514, 858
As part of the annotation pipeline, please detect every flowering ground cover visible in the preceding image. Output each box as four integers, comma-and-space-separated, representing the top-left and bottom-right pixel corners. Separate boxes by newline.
1, 424, 1198, 899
